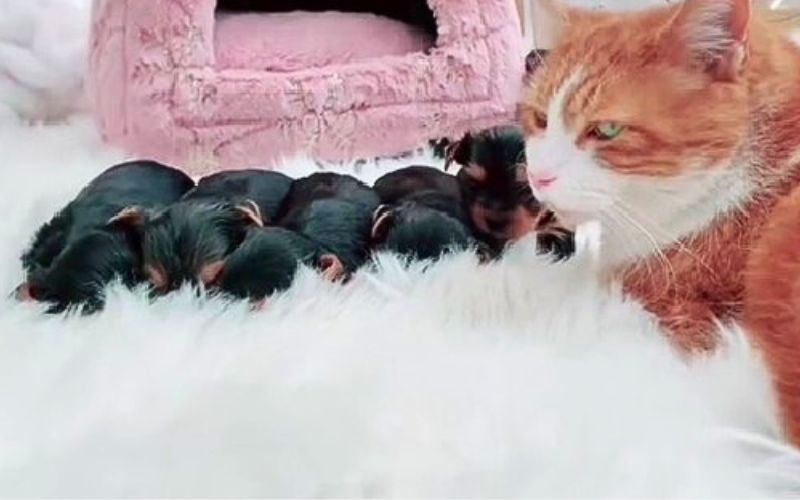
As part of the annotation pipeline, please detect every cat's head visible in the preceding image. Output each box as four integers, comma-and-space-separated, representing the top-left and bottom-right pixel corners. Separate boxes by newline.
520, 0, 757, 264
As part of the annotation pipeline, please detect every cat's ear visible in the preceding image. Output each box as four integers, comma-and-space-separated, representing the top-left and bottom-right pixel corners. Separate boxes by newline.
669, 0, 751, 81
525, 49, 549, 77
530, 0, 573, 49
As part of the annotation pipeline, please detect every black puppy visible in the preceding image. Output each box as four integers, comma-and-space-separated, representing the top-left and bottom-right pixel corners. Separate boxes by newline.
184, 169, 294, 223
276, 172, 379, 227
204, 173, 378, 303
213, 196, 377, 303
18, 160, 195, 313
112, 170, 293, 293
213, 227, 322, 304
446, 126, 575, 259
372, 166, 464, 219
276, 173, 379, 279
296, 197, 376, 273
371, 166, 480, 261
370, 202, 477, 262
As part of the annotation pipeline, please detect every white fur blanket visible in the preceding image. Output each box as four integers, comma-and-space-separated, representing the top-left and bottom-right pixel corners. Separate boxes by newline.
1, 0, 799, 495
0, 119, 799, 497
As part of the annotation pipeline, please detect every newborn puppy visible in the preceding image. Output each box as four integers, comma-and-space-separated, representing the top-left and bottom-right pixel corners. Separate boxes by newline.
373, 166, 463, 208
211, 173, 379, 303
372, 166, 479, 260
276, 172, 380, 228
370, 202, 477, 261
112, 170, 293, 294
446, 126, 575, 259
184, 169, 294, 223
214, 227, 321, 303
296, 197, 377, 275
213, 197, 376, 303
18, 160, 195, 313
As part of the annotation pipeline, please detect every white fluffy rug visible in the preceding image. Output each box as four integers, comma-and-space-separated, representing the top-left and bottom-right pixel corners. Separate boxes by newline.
0, 119, 799, 497
1, 0, 800, 496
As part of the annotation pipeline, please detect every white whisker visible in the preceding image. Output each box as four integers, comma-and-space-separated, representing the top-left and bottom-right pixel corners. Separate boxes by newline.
601, 210, 657, 280
611, 196, 716, 277
607, 205, 677, 291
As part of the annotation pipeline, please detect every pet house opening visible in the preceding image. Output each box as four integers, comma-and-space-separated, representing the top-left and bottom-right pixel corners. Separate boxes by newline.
214, 0, 438, 71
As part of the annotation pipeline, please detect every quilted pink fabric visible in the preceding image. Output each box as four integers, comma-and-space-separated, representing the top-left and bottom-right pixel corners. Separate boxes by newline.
88, 0, 525, 174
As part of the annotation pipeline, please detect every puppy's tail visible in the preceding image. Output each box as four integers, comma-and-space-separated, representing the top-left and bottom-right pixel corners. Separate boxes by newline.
745, 184, 800, 446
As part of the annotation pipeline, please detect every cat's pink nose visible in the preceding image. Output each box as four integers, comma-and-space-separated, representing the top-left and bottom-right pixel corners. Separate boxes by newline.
530, 175, 557, 190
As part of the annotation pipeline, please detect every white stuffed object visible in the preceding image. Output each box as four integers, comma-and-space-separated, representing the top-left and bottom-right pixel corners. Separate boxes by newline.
0, 0, 91, 123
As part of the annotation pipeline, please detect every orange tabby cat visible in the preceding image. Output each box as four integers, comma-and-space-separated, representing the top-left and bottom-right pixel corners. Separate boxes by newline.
520, 0, 800, 443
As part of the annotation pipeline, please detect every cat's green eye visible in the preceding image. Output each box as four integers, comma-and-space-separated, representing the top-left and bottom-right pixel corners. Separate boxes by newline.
592, 122, 625, 140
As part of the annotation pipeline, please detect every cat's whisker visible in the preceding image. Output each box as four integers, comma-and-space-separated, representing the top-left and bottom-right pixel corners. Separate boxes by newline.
535, 187, 689, 283
600, 210, 659, 281
556, 186, 609, 202
608, 203, 669, 262
647, 187, 694, 204
608, 203, 678, 289
611, 196, 716, 275
602, 212, 660, 281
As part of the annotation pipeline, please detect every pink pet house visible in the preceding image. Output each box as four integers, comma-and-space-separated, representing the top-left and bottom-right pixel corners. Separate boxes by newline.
89, 0, 525, 173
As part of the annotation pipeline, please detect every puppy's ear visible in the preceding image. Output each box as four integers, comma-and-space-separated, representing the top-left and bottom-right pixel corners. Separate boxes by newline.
524, 49, 548, 76
199, 259, 226, 287
108, 206, 148, 231
109, 207, 152, 253
444, 133, 473, 171
145, 264, 170, 293
462, 164, 488, 183
319, 254, 345, 282
236, 200, 264, 227
370, 205, 395, 244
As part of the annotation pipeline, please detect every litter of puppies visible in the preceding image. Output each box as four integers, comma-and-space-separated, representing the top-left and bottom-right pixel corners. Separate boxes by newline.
16, 127, 574, 313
